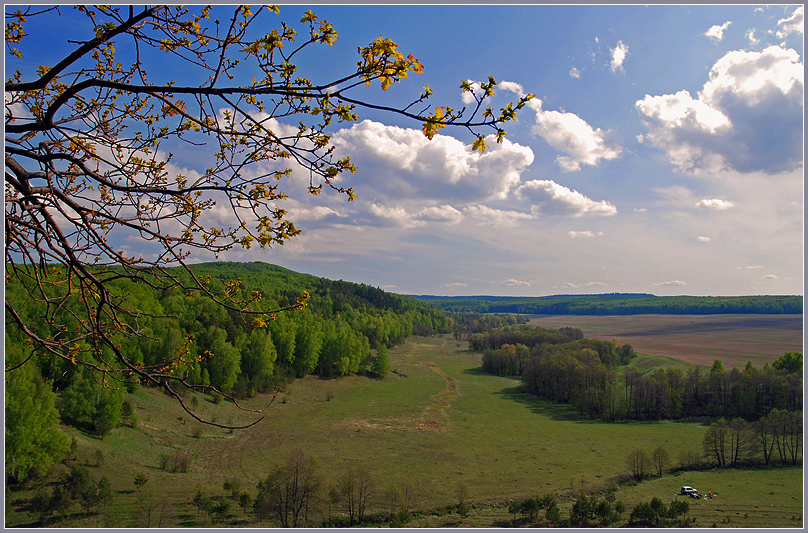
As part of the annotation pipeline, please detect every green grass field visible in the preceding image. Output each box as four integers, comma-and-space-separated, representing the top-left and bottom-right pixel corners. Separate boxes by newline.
6, 335, 803, 528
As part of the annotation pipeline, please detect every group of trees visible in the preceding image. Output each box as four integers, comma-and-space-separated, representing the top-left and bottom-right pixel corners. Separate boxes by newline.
517, 349, 802, 424
469, 324, 584, 352
29, 465, 113, 524
702, 410, 802, 468
507, 487, 689, 528
480, 329, 636, 381
628, 497, 691, 527
624, 409, 802, 485
625, 446, 673, 480
449, 312, 529, 341
6, 262, 446, 397
189, 450, 413, 528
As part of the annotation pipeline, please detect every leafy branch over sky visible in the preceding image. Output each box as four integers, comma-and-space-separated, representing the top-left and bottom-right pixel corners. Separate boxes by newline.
4, 4, 533, 427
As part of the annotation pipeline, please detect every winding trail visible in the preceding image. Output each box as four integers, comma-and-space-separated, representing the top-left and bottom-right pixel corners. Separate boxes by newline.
350, 359, 459, 433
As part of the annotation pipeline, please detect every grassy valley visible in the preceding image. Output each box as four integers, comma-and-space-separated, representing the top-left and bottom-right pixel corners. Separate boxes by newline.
6, 334, 802, 528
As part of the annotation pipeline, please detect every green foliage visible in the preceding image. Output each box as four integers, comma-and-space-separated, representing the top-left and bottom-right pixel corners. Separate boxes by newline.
223, 477, 241, 499
192, 484, 212, 517
60, 370, 124, 437
371, 345, 391, 378
134, 472, 149, 491
773, 351, 802, 374
97, 476, 113, 513
630, 496, 690, 527
520, 349, 801, 423
238, 490, 252, 515
5, 345, 70, 481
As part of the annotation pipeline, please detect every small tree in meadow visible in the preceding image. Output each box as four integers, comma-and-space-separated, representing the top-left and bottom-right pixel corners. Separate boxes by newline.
134, 472, 149, 492
626, 448, 650, 480
651, 445, 670, 476
455, 482, 470, 523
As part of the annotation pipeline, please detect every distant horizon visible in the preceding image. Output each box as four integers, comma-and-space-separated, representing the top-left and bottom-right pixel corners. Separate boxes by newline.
407, 292, 805, 299
187, 259, 806, 300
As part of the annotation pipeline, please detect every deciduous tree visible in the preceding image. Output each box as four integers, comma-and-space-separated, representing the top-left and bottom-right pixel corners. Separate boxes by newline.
626, 448, 650, 480
5, 5, 531, 426
651, 445, 670, 476
255, 449, 322, 527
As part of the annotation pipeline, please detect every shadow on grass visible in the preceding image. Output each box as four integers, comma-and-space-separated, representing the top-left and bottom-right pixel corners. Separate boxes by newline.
494, 385, 597, 424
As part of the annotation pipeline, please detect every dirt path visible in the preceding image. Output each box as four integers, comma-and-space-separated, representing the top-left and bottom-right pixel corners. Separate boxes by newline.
349, 360, 459, 433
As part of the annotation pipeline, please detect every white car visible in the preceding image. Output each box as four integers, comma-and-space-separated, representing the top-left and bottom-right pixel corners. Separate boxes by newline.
680, 486, 698, 496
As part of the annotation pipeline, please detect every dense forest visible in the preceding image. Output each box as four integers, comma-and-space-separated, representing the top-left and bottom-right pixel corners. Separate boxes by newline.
417, 293, 803, 315
6, 262, 453, 395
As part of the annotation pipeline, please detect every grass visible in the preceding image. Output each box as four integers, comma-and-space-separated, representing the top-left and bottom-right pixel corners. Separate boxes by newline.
5, 333, 803, 528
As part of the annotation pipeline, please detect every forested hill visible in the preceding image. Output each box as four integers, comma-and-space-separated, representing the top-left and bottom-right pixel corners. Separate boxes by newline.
413, 293, 803, 315
5, 261, 451, 398
185, 261, 426, 318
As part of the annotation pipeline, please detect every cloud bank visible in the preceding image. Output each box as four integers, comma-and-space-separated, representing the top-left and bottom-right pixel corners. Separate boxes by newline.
636, 45, 804, 175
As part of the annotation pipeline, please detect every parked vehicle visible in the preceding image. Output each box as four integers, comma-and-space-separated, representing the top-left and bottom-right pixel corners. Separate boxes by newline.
680, 486, 698, 496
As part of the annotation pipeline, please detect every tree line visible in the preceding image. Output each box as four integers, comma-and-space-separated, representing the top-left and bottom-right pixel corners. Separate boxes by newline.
419, 293, 803, 315
518, 345, 801, 423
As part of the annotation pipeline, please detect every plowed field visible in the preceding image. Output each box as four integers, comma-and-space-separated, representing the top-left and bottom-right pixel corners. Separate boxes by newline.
527, 314, 803, 369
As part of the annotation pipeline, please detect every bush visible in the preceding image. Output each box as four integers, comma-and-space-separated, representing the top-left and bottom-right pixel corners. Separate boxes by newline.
170, 451, 191, 473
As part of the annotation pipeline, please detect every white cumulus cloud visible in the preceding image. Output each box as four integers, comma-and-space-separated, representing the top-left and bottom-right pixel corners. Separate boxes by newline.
526, 99, 622, 172
705, 21, 733, 43
415, 204, 463, 224
777, 6, 803, 38
462, 205, 534, 227
367, 203, 464, 227
654, 280, 688, 287
503, 279, 532, 288
500, 85, 622, 172
332, 120, 534, 201
610, 40, 629, 72
636, 45, 804, 174
442, 282, 468, 288
698, 236, 711, 242
568, 230, 604, 238
516, 180, 618, 217
695, 198, 735, 210
569, 66, 581, 79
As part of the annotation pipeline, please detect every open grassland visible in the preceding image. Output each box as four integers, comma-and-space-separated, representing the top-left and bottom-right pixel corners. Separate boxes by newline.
528, 314, 803, 369
6, 333, 803, 528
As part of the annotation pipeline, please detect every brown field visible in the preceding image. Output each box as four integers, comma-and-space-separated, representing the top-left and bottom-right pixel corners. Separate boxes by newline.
527, 314, 803, 369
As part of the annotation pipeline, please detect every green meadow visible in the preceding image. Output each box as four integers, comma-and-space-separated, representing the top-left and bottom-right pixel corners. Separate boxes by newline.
6, 335, 802, 528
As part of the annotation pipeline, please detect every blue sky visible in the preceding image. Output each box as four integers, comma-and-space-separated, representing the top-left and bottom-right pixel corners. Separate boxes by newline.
9, 5, 804, 297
